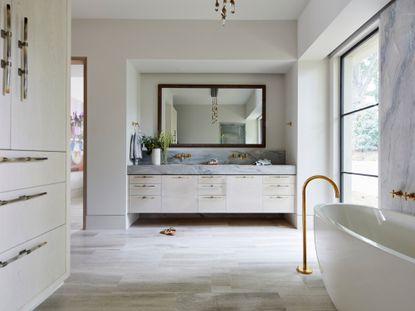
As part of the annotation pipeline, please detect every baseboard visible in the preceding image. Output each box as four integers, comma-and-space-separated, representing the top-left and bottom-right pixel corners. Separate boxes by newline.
23, 272, 68, 311
86, 215, 127, 230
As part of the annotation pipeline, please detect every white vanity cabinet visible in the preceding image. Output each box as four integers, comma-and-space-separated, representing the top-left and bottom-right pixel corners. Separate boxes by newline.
128, 174, 296, 214
0, 0, 69, 310
162, 176, 198, 212
226, 176, 262, 212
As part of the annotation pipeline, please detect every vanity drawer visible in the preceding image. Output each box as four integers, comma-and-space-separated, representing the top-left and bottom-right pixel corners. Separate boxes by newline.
129, 195, 161, 213
162, 196, 198, 212
162, 175, 198, 196
129, 183, 161, 196
0, 150, 65, 193
0, 183, 66, 254
199, 196, 226, 212
263, 175, 295, 184
129, 175, 161, 184
263, 183, 295, 195
198, 175, 225, 184
198, 183, 226, 196
0, 225, 66, 311
262, 195, 295, 213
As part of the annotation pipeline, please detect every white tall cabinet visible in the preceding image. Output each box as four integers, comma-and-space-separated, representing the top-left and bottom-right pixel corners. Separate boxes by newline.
0, 1, 70, 310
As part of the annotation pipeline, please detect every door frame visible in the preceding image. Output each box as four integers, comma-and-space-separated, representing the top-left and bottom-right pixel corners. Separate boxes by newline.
71, 57, 87, 230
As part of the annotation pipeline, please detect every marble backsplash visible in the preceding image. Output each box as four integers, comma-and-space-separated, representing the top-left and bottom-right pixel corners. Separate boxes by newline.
133, 149, 286, 165
380, 0, 415, 215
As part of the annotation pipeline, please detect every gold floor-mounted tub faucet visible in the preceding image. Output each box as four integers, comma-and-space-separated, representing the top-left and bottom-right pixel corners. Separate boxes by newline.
297, 175, 340, 275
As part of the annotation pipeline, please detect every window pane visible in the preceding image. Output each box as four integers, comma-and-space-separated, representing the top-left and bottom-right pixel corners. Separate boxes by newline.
342, 106, 378, 175
342, 34, 379, 114
342, 174, 378, 207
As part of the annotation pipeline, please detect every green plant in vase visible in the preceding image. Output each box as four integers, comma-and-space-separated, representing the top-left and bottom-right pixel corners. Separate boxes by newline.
142, 136, 160, 155
159, 131, 173, 164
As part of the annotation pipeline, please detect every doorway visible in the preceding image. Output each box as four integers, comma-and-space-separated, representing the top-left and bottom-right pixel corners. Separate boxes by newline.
71, 57, 87, 230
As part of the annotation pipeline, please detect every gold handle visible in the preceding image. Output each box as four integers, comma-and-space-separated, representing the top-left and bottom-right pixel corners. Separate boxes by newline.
141, 196, 155, 200
18, 17, 28, 100
404, 192, 415, 201
0, 192, 47, 207
0, 241, 47, 268
0, 156, 48, 163
1, 3, 12, 95
391, 190, 404, 198
134, 185, 156, 188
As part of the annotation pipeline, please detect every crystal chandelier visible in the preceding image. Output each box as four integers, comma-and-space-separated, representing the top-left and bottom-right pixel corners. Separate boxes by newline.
211, 88, 219, 124
215, 0, 236, 25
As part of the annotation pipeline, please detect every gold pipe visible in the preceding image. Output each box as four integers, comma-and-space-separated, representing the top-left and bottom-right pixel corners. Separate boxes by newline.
297, 175, 340, 275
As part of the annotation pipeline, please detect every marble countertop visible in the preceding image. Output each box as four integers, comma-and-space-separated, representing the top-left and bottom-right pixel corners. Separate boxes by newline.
127, 164, 296, 175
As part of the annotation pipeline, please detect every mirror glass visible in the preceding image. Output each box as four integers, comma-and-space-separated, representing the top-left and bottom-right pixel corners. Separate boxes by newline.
159, 85, 265, 147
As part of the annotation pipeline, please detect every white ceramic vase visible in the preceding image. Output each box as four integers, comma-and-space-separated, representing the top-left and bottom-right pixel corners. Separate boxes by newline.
152, 148, 161, 165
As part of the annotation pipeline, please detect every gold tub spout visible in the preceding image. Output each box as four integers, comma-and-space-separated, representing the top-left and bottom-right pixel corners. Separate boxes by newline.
297, 175, 340, 275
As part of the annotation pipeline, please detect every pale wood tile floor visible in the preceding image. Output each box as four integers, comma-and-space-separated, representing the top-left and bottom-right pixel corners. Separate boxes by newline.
37, 218, 336, 311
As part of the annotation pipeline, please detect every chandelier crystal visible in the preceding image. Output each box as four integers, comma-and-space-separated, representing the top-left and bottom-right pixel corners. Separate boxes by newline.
215, 0, 236, 25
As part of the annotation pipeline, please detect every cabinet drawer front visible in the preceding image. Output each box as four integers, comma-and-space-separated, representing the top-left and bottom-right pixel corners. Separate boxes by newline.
199, 196, 226, 212
129, 183, 161, 196
263, 184, 295, 195
263, 175, 295, 184
0, 225, 66, 311
263, 196, 295, 213
198, 184, 226, 196
0, 183, 66, 254
129, 196, 161, 213
129, 175, 161, 184
0, 151, 65, 193
162, 196, 198, 212
162, 176, 198, 196
198, 175, 225, 184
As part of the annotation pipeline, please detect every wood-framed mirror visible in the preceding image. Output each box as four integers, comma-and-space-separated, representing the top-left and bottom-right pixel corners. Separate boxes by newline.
158, 84, 266, 148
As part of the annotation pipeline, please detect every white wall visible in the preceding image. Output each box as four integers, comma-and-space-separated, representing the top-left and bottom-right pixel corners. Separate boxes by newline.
140, 73, 286, 150
298, 0, 392, 59
72, 20, 296, 229
295, 60, 332, 227
284, 64, 298, 165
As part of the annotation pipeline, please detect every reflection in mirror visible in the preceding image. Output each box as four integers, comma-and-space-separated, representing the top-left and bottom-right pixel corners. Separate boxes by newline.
159, 85, 265, 147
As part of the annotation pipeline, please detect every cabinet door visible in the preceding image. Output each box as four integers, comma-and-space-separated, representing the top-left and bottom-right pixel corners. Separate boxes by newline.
0, 1, 11, 149
11, 0, 68, 151
226, 176, 262, 212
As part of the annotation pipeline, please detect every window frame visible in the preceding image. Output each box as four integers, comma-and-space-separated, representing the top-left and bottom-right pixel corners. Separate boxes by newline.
339, 28, 379, 202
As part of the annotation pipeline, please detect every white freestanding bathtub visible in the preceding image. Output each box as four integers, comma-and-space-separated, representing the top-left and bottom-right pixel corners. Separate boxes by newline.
314, 204, 415, 311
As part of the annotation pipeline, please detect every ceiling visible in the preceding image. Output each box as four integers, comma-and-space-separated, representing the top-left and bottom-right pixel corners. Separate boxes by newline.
72, 0, 310, 20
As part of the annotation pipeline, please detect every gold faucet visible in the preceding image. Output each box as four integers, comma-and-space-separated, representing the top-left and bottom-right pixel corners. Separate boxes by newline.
174, 153, 191, 161
297, 175, 340, 275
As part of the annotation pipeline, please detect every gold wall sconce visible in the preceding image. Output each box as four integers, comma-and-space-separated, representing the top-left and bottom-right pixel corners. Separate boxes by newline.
297, 175, 340, 275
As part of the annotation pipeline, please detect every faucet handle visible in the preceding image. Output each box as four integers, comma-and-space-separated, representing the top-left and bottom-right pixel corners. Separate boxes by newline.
391, 189, 404, 198
404, 192, 415, 201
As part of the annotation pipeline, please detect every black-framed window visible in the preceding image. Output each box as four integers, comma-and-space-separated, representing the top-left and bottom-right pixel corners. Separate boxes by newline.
340, 30, 379, 206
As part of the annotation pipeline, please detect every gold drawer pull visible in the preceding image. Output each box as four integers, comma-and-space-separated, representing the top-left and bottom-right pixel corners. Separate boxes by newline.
134, 185, 156, 188
141, 196, 155, 200
269, 185, 289, 188
0, 192, 47, 207
202, 196, 222, 199
0, 156, 48, 163
0, 241, 47, 269
172, 176, 188, 179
